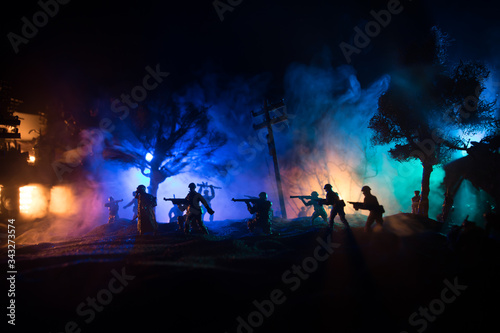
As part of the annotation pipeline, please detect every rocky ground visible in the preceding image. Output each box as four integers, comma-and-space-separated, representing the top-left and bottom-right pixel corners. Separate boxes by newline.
2, 213, 500, 333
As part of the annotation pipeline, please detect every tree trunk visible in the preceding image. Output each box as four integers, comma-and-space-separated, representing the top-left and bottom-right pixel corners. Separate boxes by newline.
439, 174, 464, 224
148, 180, 159, 198
418, 162, 433, 218
149, 168, 167, 198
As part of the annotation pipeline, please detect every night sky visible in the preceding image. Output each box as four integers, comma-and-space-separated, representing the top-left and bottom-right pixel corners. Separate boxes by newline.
3, 4, 500, 332
1, 0, 499, 112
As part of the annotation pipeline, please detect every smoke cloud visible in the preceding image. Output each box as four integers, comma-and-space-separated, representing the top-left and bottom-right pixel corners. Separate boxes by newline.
18, 56, 499, 245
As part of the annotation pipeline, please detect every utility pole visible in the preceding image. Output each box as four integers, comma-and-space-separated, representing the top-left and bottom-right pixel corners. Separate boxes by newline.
252, 100, 288, 219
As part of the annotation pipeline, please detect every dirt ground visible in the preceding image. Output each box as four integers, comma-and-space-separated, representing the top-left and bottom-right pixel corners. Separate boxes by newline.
2, 213, 499, 333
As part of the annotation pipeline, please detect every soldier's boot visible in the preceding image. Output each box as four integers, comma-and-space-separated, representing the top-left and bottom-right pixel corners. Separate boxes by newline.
201, 225, 209, 235
184, 220, 191, 234
247, 219, 256, 232
178, 216, 185, 231
263, 224, 272, 235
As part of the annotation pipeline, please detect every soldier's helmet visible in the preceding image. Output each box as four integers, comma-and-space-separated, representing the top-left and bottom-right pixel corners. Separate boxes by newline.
361, 185, 371, 192
136, 185, 146, 193
324, 184, 332, 190
311, 191, 319, 197
108, 196, 114, 202
188, 183, 196, 190
259, 192, 268, 200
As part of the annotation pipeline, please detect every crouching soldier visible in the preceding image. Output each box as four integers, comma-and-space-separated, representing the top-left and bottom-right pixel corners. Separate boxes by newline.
247, 192, 273, 235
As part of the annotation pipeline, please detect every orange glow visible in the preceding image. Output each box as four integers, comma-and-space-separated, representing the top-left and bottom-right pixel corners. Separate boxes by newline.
49, 186, 72, 215
19, 186, 34, 213
19, 185, 48, 218
283, 144, 371, 218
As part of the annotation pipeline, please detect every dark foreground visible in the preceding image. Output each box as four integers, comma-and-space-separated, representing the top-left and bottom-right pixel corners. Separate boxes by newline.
2, 214, 500, 333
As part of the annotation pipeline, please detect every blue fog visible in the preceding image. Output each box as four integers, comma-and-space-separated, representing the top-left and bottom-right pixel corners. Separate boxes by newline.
62, 60, 499, 229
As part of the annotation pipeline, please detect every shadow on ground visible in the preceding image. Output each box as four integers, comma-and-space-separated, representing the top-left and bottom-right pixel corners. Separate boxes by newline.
2, 213, 499, 333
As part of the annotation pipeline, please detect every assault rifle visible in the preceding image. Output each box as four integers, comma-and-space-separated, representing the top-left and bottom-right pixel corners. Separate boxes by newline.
290, 195, 324, 201
231, 198, 259, 205
348, 201, 385, 213
348, 201, 364, 210
197, 182, 222, 189
164, 198, 189, 206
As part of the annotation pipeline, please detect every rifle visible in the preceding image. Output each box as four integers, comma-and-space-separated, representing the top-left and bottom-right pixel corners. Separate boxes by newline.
348, 201, 364, 210
232, 198, 259, 204
290, 195, 324, 201
197, 182, 222, 189
348, 201, 385, 213
290, 195, 325, 204
164, 198, 189, 206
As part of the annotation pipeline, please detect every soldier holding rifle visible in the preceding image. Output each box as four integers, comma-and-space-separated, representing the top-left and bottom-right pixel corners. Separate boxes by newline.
165, 183, 214, 235
197, 182, 221, 223
135, 185, 158, 236
232, 192, 273, 235
164, 196, 186, 230
323, 184, 348, 229
348, 185, 384, 232
290, 191, 328, 225
104, 197, 123, 224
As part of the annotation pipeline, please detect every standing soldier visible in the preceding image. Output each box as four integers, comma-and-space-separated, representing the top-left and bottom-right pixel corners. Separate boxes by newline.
200, 184, 216, 223
169, 203, 183, 223
323, 184, 348, 229
104, 197, 123, 224
411, 190, 420, 214
182, 183, 214, 235
135, 185, 158, 236
124, 191, 138, 222
299, 191, 328, 225
246, 192, 273, 235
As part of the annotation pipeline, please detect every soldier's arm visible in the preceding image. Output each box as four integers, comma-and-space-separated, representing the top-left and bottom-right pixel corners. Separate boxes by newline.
199, 194, 214, 214
199, 194, 209, 207
247, 202, 256, 214
123, 198, 134, 208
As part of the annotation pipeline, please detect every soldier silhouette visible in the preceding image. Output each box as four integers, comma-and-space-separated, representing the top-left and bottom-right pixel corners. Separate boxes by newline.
135, 185, 158, 236
297, 207, 308, 218
104, 197, 123, 224
169, 204, 183, 223
411, 190, 420, 214
199, 184, 216, 223
299, 191, 328, 225
360, 185, 384, 232
323, 184, 348, 229
246, 192, 273, 235
181, 183, 214, 234
124, 191, 138, 222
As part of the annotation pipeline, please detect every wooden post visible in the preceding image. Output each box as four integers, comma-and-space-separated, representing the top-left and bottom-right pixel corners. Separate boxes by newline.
252, 100, 288, 219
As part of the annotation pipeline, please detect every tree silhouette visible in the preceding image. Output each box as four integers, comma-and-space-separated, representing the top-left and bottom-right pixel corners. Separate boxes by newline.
103, 93, 227, 197
369, 27, 498, 217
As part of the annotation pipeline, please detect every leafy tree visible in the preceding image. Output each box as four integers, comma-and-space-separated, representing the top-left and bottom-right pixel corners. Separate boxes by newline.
368, 27, 498, 217
103, 92, 227, 197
